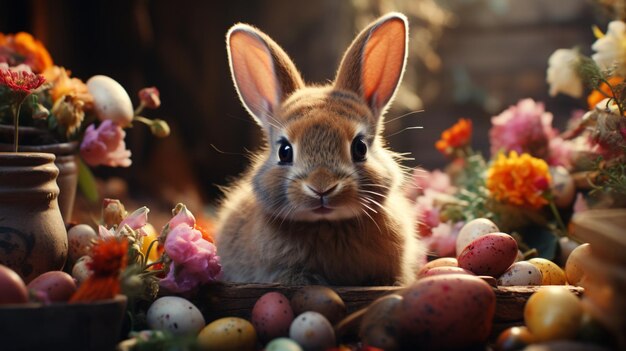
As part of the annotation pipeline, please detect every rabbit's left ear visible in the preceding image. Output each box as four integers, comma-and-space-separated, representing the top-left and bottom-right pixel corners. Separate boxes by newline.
334, 13, 408, 120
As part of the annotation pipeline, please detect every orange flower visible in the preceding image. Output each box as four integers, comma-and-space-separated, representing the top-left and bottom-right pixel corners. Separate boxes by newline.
436, 118, 472, 156
0, 32, 53, 73
43, 66, 93, 104
195, 217, 215, 243
70, 237, 128, 302
587, 76, 624, 110
486, 151, 552, 209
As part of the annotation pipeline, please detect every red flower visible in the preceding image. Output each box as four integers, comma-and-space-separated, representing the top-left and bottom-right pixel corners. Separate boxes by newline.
0, 66, 45, 94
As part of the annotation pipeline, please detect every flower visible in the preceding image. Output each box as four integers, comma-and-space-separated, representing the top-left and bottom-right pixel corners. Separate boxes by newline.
424, 221, 464, 257
50, 93, 85, 136
546, 48, 583, 98
159, 223, 221, 293
102, 198, 127, 227
548, 137, 575, 169
0, 63, 45, 94
43, 65, 93, 105
592, 21, 626, 75
70, 237, 129, 302
150, 119, 170, 138
415, 190, 441, 237
489, 99, 557, 159
0, 32, 53, 73
80, 120, 132, 167
486, 151, 552, 209
435, 118, 472, 156
138, 87, 161, 109
587, 76, 624, 110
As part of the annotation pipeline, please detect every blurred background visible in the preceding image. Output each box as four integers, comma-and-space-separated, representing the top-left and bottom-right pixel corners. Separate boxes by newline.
0, 0, 613, 221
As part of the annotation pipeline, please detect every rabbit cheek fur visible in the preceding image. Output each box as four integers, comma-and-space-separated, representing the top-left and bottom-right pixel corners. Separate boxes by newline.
217, 13, 425, 285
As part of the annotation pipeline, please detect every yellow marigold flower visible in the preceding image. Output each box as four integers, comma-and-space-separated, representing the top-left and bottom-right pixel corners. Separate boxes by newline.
436, 118, 472, 156
0, 32, 53, 73
43, 65, 93, 105
486, 151, 552, 209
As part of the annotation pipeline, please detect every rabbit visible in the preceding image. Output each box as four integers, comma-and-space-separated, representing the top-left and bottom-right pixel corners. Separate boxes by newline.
216, 12, 425, 286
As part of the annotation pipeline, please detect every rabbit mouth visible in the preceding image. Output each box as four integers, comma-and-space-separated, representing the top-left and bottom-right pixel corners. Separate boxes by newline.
312, 206, 334, 215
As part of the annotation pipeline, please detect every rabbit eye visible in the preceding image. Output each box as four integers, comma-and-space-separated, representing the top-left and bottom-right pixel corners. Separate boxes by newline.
278, 139, 293, 164
351, 136, 367, 162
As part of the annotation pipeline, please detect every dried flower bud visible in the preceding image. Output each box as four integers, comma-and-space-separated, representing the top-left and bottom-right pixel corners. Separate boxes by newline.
102, 198, 127, 228
150, 119, 170, 138
138, 87, 161, 109
32, 103, 49, 120
51, 94, 85, 136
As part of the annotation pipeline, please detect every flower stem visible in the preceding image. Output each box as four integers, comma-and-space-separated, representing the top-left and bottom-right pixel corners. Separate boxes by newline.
133, 102, 145, 117
12, 94, 28, 152
548, 198, 567, 237
133, 115, 153, 126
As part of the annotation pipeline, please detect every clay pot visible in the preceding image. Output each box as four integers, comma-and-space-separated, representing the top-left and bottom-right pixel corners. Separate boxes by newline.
0, 152, 68, 282
0, 125, 79, 223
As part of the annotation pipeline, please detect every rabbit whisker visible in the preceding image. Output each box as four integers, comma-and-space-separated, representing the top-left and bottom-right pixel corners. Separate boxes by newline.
386, 126, 424, 139
359, 206, 382, 234
384, 110, 424, 125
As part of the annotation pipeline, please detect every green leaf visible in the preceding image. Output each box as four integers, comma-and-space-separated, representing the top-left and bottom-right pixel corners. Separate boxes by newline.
77, 158, 99, 203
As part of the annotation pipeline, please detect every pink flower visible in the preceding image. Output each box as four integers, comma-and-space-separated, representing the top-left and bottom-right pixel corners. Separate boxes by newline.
424, 221, 464, 257
489, 99, 557, 159
80, 120, 132, 167
406, 168, 454, 201
159, 224, 221, 293
415, 190, 441, 237
548, 137, 574, 169
119, 207, 149, 236
138, 87, 161, 109
168, 205, 196, 230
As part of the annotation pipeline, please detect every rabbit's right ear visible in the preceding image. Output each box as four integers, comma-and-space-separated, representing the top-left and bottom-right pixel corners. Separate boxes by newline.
227, 24, 304, 128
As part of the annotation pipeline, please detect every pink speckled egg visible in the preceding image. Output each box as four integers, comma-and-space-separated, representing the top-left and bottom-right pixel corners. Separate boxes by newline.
457, 233, 518, 277
399, 274, 496, 350
251, 292, 294, 343
418, 266, 474, 278
27, 271, 77, 302
456, 218, 500, 255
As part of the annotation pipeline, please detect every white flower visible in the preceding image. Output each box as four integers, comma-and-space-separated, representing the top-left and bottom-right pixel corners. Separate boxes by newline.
592, 20, 626, 75
546, 48, 583, 98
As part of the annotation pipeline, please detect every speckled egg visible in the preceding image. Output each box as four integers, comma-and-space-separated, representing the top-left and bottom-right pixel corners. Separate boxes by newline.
251, 292, 294, 343
290, 286, 346, 324
27, 271, 77, 302
550, 166, 576, 208
495, 326, 535, 351
265, 337, 304, 351
565, 243, 591, 286
398, 274, 496, 350
457, 233, 518, 277
0, 264, 28, 305
417, 257, 458, 277
528, 258, 567, 285
497, 261, 543, 286
456, 218, 500, 255
359, 294, 403, 350
289, 312, 335, 351
147, 296, 205, 336
67, 224, 98, 263
197, 317, 256, 351
71, 255, 93, 285
87, 75, 134, 127
524, 286, 582, 342
418, 266, 474, 278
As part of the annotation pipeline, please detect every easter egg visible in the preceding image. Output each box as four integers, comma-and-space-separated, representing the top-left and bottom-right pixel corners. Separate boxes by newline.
67, 224, 97, 263
398, 274, 495, 350
290, 286, 346, 324
418, 266, 474, 278
456, 218, 500, 255
266, 338, 304, 351
497, 261, 543, 286
524, 286, 582, 342
418, 257, 458, 278
251, 292, 294, 343
0, 264, 28, 305
71, 255, 93, 285
27, 271, 77, 302
147, 296, 205, 336
495, 326, 535, 351
528, 258, 567, 285
87, 75, 134, 127
289, 312, 335, 351
550, 166, 575, 208
565, 243, 591, 286
457, 233, 518, 277
359, 294, 403, 350
198, 317, 257, 351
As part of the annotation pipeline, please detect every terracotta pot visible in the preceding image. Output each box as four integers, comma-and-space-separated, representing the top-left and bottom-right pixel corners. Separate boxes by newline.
0, 152, 68, 282
0, 125, 79, 223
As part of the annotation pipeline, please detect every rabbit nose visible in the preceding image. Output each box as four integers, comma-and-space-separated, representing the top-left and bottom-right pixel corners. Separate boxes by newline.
306, 183, 338, 197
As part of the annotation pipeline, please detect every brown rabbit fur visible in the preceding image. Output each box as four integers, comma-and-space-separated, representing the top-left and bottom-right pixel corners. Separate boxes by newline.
217, 13, 425, 285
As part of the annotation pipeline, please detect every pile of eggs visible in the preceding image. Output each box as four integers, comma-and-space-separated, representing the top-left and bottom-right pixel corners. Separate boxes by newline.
0, 264, 77, 305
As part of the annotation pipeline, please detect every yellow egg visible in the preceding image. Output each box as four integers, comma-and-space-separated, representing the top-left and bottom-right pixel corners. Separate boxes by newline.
197, 317, 257, 351
528, 258, 567, 285
140, 223, 160, 263
524, 286, 582, 342
565, 243, 591, 286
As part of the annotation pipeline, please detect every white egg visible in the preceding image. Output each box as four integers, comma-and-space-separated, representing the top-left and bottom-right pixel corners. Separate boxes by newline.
71, 256, 93, 285
147, 296, 205, 336
497, 261, 543, 286
456, 218, 500, 255
289, 312, 335, 351
87, 75, 134, 127
67, 224, 98, 263
550, 166, 575, 208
